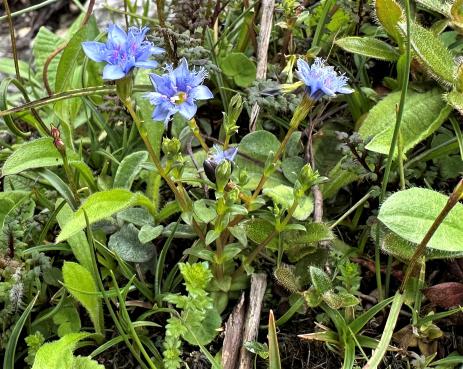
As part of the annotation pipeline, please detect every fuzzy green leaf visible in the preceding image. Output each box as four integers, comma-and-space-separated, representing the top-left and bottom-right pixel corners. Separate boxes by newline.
399, 21, 456, 84
113, 151, 149, 189
378, 187, 463, 252
445, 89, 463, 115
57, 189, 155, 242
62, 262, 104, 336
32, 27, 64, 86
336, 37, 400, 61
2, 138, 78, 176
109, 223, 156, 262
31, 333, 103, 369
263, 184, 313, 221
359, 89, 450, 157
374, 0, 403, 42
310, 266, 332, 294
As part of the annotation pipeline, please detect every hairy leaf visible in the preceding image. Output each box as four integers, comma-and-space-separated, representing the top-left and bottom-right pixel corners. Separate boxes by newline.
336, 37, 400, 61
62, 262, 104, 336
378, 187, 463, 252
57, 189, 155, 242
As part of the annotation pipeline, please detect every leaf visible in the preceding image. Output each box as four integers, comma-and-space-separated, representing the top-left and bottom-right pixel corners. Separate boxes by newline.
1, 138, 84, 176
246, 218, 278, 250
336, 37, 400, 61
263, 184, 313, 221
193, 199, 217, 223
310, 266, 332, 294
113, 151, 149, 189
444, 89, 463, 115
378, 187, 463, 252
220, 52, 256, 87
135, 94, 164, 156
4, 294, 38, 369
381, 230, 463, 260
417, 0, 451, 15
398, 21, 456, 84
108, 223, 156, 262
53, 306, 81, 337
268, 311, 282, 369
33, 27, 64, 86
57, 189, 155, 242
374, 0, 403, 42
138, 224, 163, 243
0, 190, 29, 229
55, 19, 98, 93
182, 307, 221, 345
31, 333, 92, 369
423, 282, 463, 308
56, 201, 94, 275
321, 160, 359, 199
281, 157, 305, 183
62, 262, 104, 336
358, 89, 450, 157
72, 356, 105, 369
235, 130, 289, 189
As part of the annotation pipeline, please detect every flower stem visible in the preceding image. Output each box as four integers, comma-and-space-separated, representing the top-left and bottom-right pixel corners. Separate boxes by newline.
188, 118, 209, 152
380, 0, 411, 300
250, 95, 315, 202
123, 98, 187, 210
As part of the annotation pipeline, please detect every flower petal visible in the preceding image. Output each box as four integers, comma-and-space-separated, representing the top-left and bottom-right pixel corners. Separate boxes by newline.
135, 60, 159, 69
107, 24, 127, 46
149, 73, 173, 96
150, 46, 165, 55
190, 85, 213, 100
82, 41, 107, 62
152, 103, 175, 123
178, 101, 197, 120
103, 64, 125, 80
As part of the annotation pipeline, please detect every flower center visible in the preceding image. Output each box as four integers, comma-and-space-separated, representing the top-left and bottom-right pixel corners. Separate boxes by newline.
170, 91, 188, 105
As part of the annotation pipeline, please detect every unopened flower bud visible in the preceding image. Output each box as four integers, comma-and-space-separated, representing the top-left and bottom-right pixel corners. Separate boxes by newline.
298, 163, 320, 190
162, 137, 181, 157
215, 160, 232, 192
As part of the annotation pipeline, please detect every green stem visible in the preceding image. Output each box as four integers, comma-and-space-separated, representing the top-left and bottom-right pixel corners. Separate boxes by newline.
123, 98, 188, 211
379, 0, 411, 300
188, 118, 209, 152
3, 0, 21, 83
329, 189, 375, 229
250, 95, 314, 202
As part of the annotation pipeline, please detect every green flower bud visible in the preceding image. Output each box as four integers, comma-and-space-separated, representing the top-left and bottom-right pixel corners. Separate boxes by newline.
239, 168, 249, 186
162, 137, 181, 157
226, 187, 240, 204
215, 160, 232, 192
298, 163, 320, 190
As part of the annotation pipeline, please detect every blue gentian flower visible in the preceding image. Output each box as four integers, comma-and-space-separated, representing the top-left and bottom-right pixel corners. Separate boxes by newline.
296, 58, 353, 99
211, 145, 238, 164
82, 24, 164, 80
146, 58, 213, 125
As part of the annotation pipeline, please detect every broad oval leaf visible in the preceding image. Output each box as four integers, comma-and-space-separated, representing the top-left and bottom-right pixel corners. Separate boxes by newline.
359, 89, 450, 157
378, 187, 463, 252
56, 189, 155, 242
336, 37, 400, 61
62, 262, 104, 336
109, 223, 156, 262
236, 130, 288, 189
263, 184, 313, 221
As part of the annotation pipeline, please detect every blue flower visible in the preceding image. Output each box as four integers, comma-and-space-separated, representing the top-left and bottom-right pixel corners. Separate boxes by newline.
210, 145, 238, 164
146, 58, 213, 125
296, 58, 353, 99
82, 24, 164, 80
